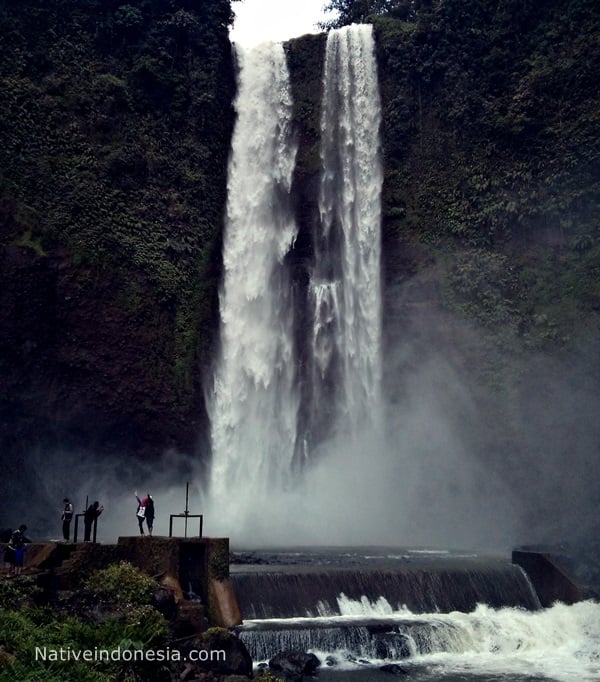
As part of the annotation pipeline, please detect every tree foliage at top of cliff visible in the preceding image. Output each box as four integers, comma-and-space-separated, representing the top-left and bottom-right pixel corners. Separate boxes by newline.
320, 0, 418, 28
371, 0, 600, 352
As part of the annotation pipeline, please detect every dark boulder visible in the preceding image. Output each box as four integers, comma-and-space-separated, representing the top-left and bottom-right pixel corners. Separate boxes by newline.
269, 650, 320, 678
373, 633, 412, 659
380, 663, 409, 675
177, 628, 252, 677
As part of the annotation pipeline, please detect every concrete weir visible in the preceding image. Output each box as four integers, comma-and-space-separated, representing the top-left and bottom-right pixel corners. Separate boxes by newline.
512, 547, 598, 606
230, 557, 542, 619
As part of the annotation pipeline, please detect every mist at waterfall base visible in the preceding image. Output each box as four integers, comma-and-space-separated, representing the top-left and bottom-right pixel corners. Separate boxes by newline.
200, 333, 600, 550
9, 318, 598, 551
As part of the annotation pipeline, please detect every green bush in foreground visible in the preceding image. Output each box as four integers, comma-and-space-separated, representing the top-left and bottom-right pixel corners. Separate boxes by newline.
83, 561, 159, 606
0, 564, 169, 682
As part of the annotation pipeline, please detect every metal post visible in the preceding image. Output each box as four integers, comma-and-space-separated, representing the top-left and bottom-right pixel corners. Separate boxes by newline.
77, 496, 87, 544
73, 513, 86, 543
184, 481, 189, 538
168, 481, 202, 538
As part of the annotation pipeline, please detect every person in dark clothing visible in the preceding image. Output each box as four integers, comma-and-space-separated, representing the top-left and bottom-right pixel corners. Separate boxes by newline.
134, 492, 155, 536
4, 525, 29, 576
145, 495, 155, 537
83, 501, 103, 542
62, 498, 74, 541
3, 528, 14, 573
134, 492, 146, 536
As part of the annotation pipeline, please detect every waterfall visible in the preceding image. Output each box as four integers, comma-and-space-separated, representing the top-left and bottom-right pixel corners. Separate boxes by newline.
208, 25, 384, 541
305, 23, 383, 447
207, 43, 299, 530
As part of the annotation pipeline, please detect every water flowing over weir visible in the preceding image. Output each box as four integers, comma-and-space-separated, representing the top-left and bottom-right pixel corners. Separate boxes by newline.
230, 550, 600, 680
230, 562, 540, 620
237, 600, 600, 681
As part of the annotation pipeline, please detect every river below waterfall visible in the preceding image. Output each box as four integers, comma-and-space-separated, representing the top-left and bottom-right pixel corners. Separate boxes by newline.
231, 547, 600, 682
310, 669, 549, 681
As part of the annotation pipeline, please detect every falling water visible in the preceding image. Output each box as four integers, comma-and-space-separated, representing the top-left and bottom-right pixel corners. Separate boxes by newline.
208, 26, 384, 540
208, 43, 299, 529
237, 600, 600, 682
305, 24, 383, 447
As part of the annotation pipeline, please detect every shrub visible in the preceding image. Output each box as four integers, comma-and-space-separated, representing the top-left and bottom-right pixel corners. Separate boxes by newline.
83, 561, 158, 606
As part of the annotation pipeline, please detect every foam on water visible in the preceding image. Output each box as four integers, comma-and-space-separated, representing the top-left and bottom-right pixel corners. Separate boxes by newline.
239, 599, 600, 681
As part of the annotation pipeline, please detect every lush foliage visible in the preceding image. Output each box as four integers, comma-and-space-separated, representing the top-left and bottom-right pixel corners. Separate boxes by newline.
0, 568, 168, 682
320, 0, 417, 28
83, 560, 160, 606
373, 0, 600, 357
0, 0, 236, 454
0, 575, 41, 610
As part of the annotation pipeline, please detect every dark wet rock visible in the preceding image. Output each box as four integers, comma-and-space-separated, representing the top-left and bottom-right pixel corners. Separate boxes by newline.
373, 633, 412, 659
380, 663, 409, 675
177, 629, 252, 677
269, 650, 321, 677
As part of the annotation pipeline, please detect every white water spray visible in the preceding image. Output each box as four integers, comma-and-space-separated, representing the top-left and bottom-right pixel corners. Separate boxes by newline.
241, 599, 600, 682
207, 43, 298, 531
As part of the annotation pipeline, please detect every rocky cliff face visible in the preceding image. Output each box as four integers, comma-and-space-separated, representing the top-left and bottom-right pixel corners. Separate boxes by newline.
1, 1, 599, 540
0, 0, 235, 479
374, 1, 600, 544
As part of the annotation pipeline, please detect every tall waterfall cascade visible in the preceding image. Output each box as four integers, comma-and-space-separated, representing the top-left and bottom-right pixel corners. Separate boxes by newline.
207, 25, 384, 539
208, 42, 299, 528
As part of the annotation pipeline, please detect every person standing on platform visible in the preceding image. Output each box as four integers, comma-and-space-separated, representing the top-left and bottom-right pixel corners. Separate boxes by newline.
134, 492, 155, 536
61, 498, 74, 541
145, 494, 155, 537
134, 492, 146, 536
5, 525, 29, 576
83, 501, 103, 542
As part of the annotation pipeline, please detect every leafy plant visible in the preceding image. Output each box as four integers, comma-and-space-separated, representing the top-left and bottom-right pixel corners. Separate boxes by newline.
83, 561, 159, 606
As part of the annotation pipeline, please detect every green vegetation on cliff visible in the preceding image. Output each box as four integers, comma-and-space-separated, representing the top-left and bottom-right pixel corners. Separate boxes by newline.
0, 0, 236, 453
371, 0, 600, 357
1, 0, 598, 463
